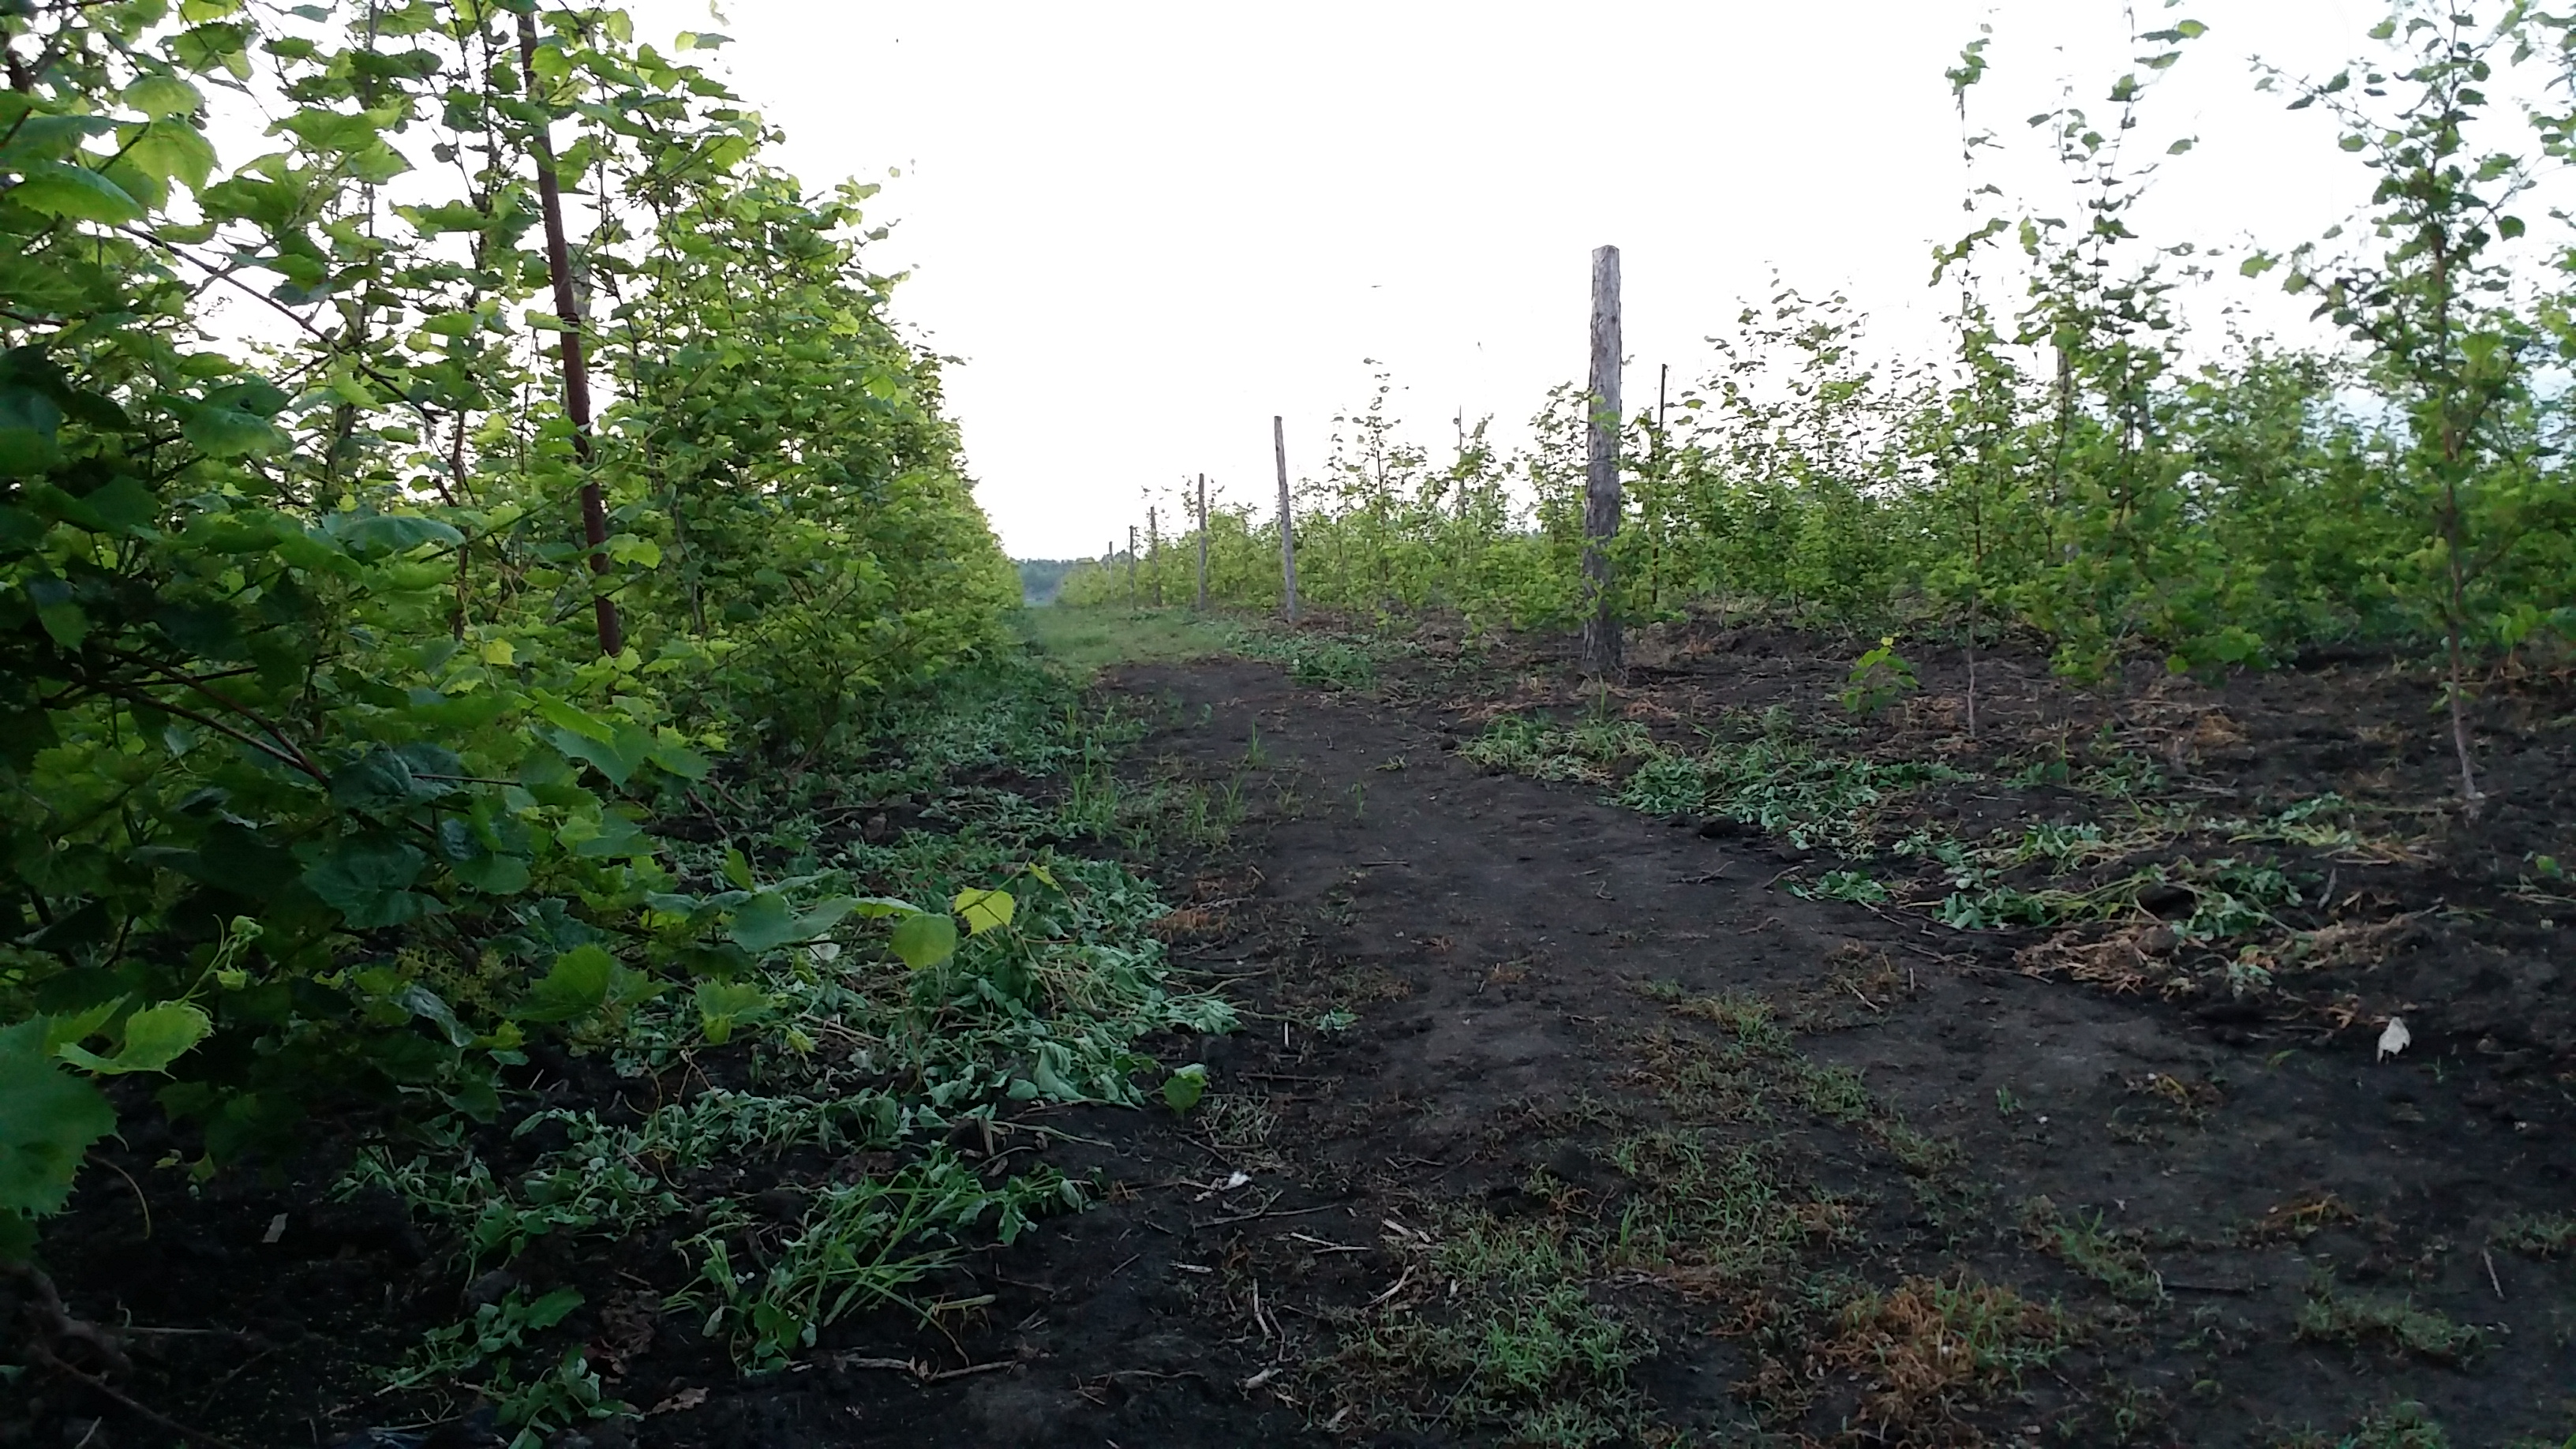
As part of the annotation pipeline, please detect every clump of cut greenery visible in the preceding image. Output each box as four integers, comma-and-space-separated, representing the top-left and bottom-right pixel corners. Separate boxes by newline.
1460, 711, 1965, 855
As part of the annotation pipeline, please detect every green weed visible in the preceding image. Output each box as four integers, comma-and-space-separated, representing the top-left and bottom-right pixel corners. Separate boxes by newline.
1460, 712, 1966, 856
1795, 869, 1893, 904
1822, 1274, 2071, 1440
1335, 1211, 1649, 1447
1608, 1132, 1849, 1291
2493, 1212, 2576, 1258
1796, 1062, 1877, 1126
2022, 1196, 2166, 1305
2269, 1399, 2452, 1449
2295, 1279, 2482, 1363
1840, 635, 1922, 717
386, 1286, 627, 1448
343, 660, 1237, 1402
1671, 990, 1792, 1052
676, 1152, 1082, 1369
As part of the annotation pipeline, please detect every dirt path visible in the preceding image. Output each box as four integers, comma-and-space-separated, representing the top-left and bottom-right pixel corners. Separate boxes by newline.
733, 653, 2570, 1449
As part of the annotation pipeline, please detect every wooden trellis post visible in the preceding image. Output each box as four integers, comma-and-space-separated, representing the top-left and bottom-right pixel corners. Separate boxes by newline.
1195, 473, 1210, 611
1275, 415, 1297, 623
1126, 524, 1137, 605
1580, 244, 1623, 677
1148, 505, 1163, 606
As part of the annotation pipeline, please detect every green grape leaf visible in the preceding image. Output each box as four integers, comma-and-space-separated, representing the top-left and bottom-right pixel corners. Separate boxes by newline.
169, 398, 284, 458
646, 736, 710, 780
517, 945, 614, 1023
0, 1208, 34, 1261
694, 980, 772, 1045
304, 837, 430, 929
545, 721, 654, 786
727, 893, 856, 953
328, 743, 460, 812
325, 511, 459, 556
10, 163, 145, 223
889, 912, 957, 970
952, 887, 1014, 935
450, 852, 530, 895
394, 984, 475, 1048
122, 120, 217, 190
1162, 1063, 1208, 1114
1029, 1042, 1077, 1100
57, 1001, 211, 1075
40, 998, 126, 1056
125, 74, 207, 118
0, 1020, 117, 1219
0, 380, 66, 474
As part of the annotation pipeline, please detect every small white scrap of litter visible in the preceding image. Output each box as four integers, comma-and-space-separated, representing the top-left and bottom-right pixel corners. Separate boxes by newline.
2376, 1016, 2410, 1061
262, 1212, 286, 1245
1193, 1170, 1254, 1201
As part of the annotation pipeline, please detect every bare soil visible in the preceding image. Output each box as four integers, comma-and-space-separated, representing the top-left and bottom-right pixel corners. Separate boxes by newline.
11, 620, 2572, 1448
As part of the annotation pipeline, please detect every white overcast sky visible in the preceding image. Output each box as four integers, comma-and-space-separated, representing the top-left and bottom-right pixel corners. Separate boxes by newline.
621, 1, 2407, 557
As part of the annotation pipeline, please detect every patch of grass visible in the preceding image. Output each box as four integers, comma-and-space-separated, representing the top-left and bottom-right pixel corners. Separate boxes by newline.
1632, 1028, 1777, 1125
1118, 772, 1249, 854
2295, 1279, 2482, 1364
1821, 1274, 2071, 1442
1795, 869, 1893, 904
2070, 1374, 2173, 1446
1458, 713, 1652, 784
2021, 1196, 2166, 1305
1672, 990, 1792, 1052
1608, 1131, 1852, 1295
1290, 639, 1379, 690
2268, 1399, 2451, 1449
1014, 604, 1245, 675
1200, 1093, 1280, 1163
1795, 1061, 1877, 1126
1333, 1211, 1651, 1447
1878, 1118, 1968, 1179
1226, 624, 1411, 691
2342, 1402, 2452, 1449
1459, 712, 1965, 854
1622, 732, 1970, 855
1652, 996, 1962, 1184
2492, 1211, 2576, 1258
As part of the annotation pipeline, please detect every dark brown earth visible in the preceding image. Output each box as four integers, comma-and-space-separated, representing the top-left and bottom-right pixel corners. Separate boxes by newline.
10, 620, 2573, 1448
